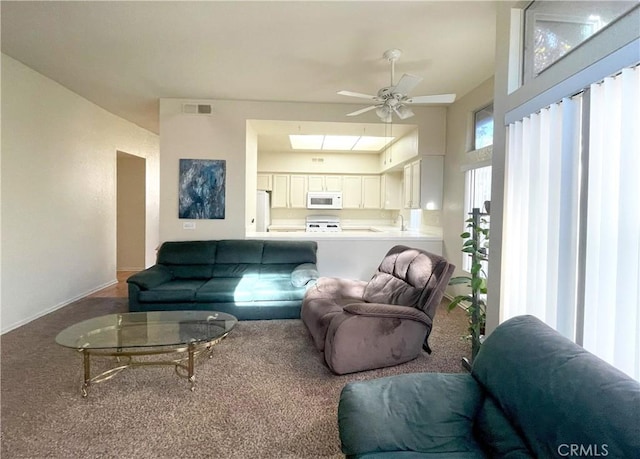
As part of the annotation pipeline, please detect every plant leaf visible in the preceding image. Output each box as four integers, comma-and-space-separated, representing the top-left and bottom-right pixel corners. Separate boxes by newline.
448, 276, 471, 285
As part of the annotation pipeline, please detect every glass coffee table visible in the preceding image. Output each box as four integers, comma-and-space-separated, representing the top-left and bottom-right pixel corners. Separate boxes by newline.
55, 310, 237, 397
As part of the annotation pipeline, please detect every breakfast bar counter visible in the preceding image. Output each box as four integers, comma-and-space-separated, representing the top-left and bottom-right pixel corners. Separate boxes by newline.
246, 226, 444, 280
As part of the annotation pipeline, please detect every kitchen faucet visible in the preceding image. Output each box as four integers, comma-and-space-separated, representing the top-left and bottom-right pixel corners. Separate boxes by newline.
397, 214, 406, 231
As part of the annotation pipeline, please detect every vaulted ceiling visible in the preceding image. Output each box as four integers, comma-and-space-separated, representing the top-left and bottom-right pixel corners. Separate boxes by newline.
1, 1, 497, 136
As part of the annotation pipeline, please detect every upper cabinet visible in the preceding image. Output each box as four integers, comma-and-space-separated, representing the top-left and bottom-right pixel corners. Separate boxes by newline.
308, 175, 343, 192
343, 175, 381, 209
381, 172, 403, 209
257, 173, 272, 191
271, 174, 308, 208
403, 157, 443, 210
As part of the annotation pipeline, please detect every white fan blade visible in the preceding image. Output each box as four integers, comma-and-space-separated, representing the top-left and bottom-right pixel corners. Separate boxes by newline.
405, 93, 457, 104
338, 90, 379, 100
392, 74, 423, 96
346, 105, 378, 117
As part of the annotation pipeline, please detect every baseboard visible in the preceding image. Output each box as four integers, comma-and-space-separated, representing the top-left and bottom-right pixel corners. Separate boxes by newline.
1, 279, 118, 335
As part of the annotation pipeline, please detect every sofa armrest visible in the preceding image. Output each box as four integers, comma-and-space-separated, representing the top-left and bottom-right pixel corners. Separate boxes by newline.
291, 263, 319, 287
338, 373, 484, 456
343, 302, 430, 326
127, 265, 173, 290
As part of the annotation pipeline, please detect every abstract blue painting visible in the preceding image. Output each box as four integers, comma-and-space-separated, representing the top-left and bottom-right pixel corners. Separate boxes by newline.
179, 159, 226, 219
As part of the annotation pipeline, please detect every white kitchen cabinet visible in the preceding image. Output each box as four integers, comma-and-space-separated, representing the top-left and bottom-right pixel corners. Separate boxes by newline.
381, 172, 402, 209
324, 175, 343, 191
271, 174, 289, 208
403, 157, 444, 210
343, 175, 381, 209
342, 176, 362, 208
307, 175, 342, 192
362, 176, 381, 209
289, 175, 308, 208
257, 173, 272, 191
272, 174, 308, 208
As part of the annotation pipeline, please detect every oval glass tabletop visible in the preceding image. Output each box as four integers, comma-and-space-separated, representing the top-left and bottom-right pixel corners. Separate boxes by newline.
55, 310, 237, 350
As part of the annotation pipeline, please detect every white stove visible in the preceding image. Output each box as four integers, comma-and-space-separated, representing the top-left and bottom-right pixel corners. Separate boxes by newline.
305, 215, 342, 232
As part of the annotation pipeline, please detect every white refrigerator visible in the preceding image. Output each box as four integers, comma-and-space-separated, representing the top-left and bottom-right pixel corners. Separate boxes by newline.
256, 190, 271, 232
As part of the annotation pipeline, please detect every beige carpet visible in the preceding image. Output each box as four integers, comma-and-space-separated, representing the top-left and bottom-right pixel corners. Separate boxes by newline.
1, 297, 470, 458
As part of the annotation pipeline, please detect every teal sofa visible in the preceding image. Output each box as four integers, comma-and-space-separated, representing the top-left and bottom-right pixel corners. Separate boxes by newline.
127, 240, 318, 320
338, 315, 640, 458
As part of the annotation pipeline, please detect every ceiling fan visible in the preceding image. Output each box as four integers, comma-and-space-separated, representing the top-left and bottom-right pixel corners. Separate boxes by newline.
338, 49, 456, 123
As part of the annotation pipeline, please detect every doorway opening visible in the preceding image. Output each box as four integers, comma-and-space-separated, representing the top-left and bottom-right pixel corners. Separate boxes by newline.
116, 151, 146, 275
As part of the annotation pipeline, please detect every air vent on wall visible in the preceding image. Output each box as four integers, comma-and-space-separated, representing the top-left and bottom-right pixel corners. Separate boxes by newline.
182, 103, 212, 115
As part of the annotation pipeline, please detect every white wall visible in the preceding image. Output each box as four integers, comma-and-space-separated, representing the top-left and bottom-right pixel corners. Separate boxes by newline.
159, 99, 446, 242
442, 77, 494, 296
1, 54, 160, 333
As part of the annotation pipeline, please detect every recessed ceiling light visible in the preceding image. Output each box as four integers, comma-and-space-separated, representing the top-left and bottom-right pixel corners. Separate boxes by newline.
289, 135, 324, 149
354, 136, 395, 151
322, 135, 360, 150
289, 134, 395, 152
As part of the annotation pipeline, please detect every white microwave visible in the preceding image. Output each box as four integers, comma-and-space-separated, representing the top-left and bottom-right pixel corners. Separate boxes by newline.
307, 191, 343, 209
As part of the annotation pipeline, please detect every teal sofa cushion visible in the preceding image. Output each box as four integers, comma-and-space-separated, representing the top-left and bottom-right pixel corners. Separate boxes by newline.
169, 264, 213, 279
253, 279, 307, 301
216, 240, 264, 263
339, 373, 484, 456
474, 395, 533, 458
157, 240, 217, 264
195, 278, 254, 302
212, 263, 260, 278
472, 315, 640, 459
263, 240, 317, 264
138, 280, 206, 302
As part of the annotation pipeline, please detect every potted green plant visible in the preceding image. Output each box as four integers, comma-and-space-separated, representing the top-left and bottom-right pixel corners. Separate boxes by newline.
447, 207, 489, 369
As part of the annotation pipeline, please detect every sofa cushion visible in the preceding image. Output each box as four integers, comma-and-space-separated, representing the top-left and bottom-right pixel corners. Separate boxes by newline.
259, 264, 298, 280
262, 240, 318, 264
212, 263, 260, 278
474, 395, 534, 458
138, 280, 206, 302
168, 264, 214, 279
216, 240, 264, 263
254, 279, 307, 301
339, 373, 484, 456
157, 240, 217, 265
195, 278, 255, 302
472, 315, 640, 459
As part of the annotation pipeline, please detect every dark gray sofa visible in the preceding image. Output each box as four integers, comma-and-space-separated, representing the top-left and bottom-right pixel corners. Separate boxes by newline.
338, 315, 640, 458
127, 240, 319, 320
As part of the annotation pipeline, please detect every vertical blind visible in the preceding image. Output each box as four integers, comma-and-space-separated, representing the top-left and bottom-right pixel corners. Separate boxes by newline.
582, 67, 640, 380
503, 65, 640, 381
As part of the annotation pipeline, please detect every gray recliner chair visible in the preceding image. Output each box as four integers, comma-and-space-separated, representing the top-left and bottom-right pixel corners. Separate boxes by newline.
301, 245, 455, 375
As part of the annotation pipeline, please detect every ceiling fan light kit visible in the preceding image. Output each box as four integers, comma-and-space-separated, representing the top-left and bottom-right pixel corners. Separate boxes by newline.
339, 49, 457, 123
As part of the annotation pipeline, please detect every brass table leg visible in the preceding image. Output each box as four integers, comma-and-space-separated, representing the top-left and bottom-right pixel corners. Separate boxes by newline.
188, 343, 196, 391
82, 350, 90, 398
